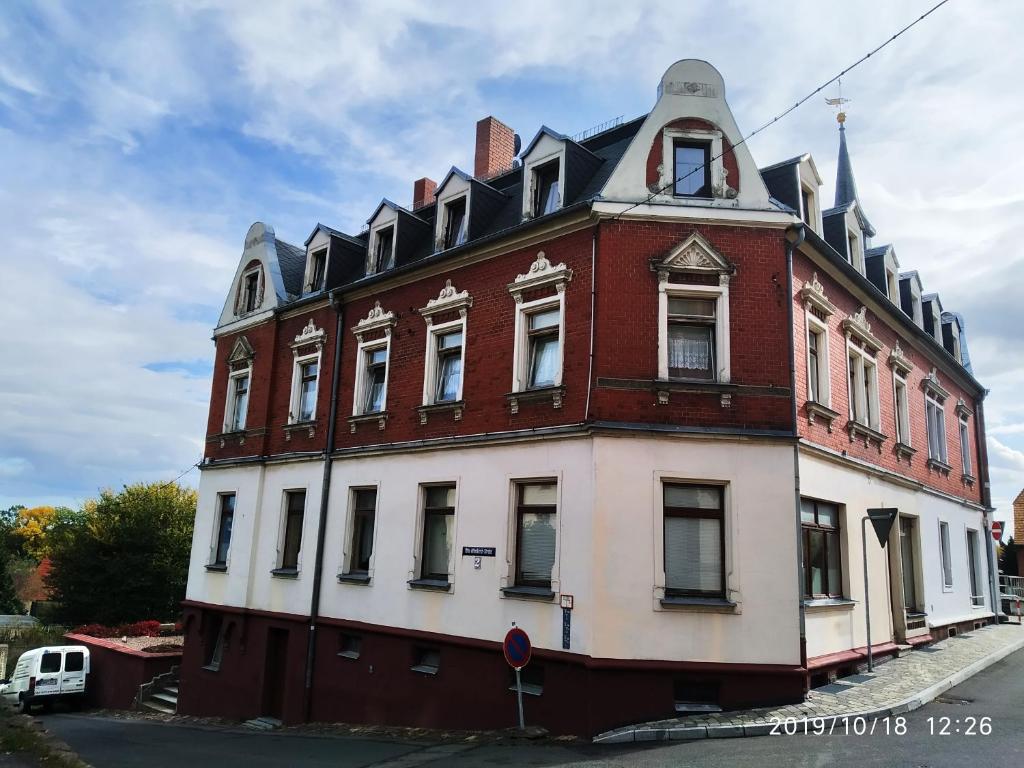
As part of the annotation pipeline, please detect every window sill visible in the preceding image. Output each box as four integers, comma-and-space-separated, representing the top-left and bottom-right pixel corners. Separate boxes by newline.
961, 473, 975, 487
805, 401, 840, 433
894, 441, 917, 464
201, 664, 221, 673
942, 585, 955, 594
207, 427, 266, 448
803, 598, 856, 611
507, 386, 564, 415
337, 573, 371, 585
655, 379, 735, 408
410, 665, 439, 675
926, 458, 952, 476
270, 568, 299, 579
417, 400, 464, 424
845, 420, 887, 452
501, 585, 556, 602
408, 578, 452, 592
348, 411, 389, 433
660, 596, 737, 613
337, 651, 360, 660
508, 683, 543, 697
283, 420, 317, 441
205, 564, 228, 573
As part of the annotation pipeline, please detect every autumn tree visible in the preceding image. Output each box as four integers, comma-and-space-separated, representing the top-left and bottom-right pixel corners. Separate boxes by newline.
9, 505, 61, 560
46, 482, 197, 625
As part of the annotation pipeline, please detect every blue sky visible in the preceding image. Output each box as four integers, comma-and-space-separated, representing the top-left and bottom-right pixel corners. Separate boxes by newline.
2, 0, 1023, 527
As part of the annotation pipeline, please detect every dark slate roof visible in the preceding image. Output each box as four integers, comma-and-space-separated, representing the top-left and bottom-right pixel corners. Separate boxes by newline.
942, 311, 973, 373
757, 154, 807, 174
833, 123, 875, 236
275, 238, 307, 296
865, 244, 891, 258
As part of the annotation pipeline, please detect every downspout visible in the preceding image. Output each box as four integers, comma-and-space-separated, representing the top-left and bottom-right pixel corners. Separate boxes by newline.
304, 292, 345, 720
975, 392, 1000, 617
584, 222, 598, 421
785, 223, 807, 672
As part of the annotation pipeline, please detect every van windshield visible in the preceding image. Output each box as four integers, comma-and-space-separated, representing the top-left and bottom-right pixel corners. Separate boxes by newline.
65, 652, 84, 672
40, 652, 61, 673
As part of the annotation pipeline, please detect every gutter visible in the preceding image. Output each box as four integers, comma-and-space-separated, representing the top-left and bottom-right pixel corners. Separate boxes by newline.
974, 393, 1000, 615
303, 292, 345, 720
784, 223, 807, 671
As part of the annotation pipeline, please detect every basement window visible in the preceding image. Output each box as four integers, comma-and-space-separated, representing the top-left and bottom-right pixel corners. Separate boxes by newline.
673, 678, 721, 714
411, 647, 441, 675
338, 633, 362, 660
508, 664, 544, 696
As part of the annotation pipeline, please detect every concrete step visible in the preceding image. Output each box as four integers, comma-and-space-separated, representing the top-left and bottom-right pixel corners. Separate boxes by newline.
162, 685, 179, 695
142, 700, 175, 715
895, 644, 914, 657
243, 717, 282, 731
151, 691, 178, 707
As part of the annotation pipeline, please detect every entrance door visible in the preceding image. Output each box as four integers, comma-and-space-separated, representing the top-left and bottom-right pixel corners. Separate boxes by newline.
261, 629, 289, 719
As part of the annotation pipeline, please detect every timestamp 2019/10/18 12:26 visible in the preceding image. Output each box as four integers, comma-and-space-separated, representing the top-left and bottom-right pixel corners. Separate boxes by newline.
768, 716, 993, 736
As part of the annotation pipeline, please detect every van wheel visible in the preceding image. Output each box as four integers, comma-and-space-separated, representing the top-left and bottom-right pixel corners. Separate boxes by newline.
41, 700, 54, 714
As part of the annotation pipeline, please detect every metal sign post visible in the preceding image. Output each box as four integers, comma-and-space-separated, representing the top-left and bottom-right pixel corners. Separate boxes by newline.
514, 668, 524, 730
862, 508, 899, 672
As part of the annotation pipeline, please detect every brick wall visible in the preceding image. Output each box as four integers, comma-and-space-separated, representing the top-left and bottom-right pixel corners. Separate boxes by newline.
1014, 490, 1024, 542
793, 252, 983, 504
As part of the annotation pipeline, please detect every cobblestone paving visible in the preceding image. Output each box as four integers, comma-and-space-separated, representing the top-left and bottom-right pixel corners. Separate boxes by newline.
596, 622, 1024, 742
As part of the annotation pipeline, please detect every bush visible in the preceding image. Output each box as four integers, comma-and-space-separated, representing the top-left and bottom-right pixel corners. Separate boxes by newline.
72, 619, 163, 638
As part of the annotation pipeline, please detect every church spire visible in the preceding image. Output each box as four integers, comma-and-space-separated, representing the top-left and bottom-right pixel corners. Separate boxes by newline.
834, 114, 859, 208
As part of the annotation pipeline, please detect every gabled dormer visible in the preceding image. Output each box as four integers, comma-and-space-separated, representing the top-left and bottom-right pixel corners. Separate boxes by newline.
519, 126, 602, 220
303, 224, 334, 295
941, 312, 965, 364
759, 154, 823, 233
217, 222, 297, 330
432, 167, 508, 251
364, 199, 432, 277
899, 271, 924, 328
822, 201, 872, 275
923, 293, 944, 345
865, 244, 900, 304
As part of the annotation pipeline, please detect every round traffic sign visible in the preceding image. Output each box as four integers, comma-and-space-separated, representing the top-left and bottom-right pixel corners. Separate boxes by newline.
503, 627, 531, 669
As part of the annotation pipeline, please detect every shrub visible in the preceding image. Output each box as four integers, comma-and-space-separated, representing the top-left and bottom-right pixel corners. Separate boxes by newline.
72, 619, 163, 638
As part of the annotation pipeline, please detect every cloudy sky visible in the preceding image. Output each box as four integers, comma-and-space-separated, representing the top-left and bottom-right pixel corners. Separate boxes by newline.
1, 0, 1022, 526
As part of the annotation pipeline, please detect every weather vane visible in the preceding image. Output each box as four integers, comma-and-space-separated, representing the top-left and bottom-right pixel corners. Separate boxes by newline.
825, 78, 852, 124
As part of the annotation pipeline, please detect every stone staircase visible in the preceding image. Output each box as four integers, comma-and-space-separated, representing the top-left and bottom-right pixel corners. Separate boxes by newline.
136, 665, 179, 715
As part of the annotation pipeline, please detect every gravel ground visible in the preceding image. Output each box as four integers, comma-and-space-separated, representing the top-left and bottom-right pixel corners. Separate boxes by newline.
98, 636, 183, 653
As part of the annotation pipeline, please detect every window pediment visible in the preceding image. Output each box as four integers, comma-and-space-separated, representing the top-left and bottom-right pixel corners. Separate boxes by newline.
227, 335, 255, 365
922, 367, 950, 400
352, 301, 397, 342
841, 306, 882, 353
507, 252, 573, 302
799, 272, 836, 317
653, 232, 734, 284
888, 340, 913, 375
955, 398, 973, 418
291, 319, 325, 350
419, 280, 473, 322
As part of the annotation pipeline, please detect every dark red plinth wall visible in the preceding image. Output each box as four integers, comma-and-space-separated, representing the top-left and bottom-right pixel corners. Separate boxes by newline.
64, 633, 181, 710
177, 605, 805, 736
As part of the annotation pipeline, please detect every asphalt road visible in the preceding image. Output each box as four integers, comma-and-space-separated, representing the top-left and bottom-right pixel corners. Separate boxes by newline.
43, 647, 1024, 768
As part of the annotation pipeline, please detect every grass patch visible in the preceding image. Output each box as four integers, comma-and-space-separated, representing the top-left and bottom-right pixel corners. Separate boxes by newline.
0, 710, 88, 768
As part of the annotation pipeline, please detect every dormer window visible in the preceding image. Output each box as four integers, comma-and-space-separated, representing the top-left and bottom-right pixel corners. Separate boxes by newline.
308, 249, 327, 292
242, 269, 260, 313
801, 188, 813, 226
533, 161, 560, 216
375, 226, 395, 272
443, 197, 467, 249
673, 141, 711, 197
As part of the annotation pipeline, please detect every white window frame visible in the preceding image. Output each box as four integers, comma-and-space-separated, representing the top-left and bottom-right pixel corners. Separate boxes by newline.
846, 342, 879, 430
502, 475, 563, 594
306, 247, 328, 293
411, 482, 460, 586
422, 317, 467, 406
288, 349, 321, 424
892, 370, 910, 446
210, 491, 237, 569
938, 521, 953, 591
224, 366, 251, 433
276, 488, 307, 574
512, 294, 565, 393
805, 312, 831, 406
352, 337, 390, 416
439, 193, 469, 250
658, 281, 730, 383
925, 390, 948, 464
959, 415, 972, 476
367, 222, 396, 275
662, 127, 724, 199
966, 528, 984, 607
238, 266, 263, 315
341, 485, 380, 579
521, 145, 566, 220
847, 228, 864, 275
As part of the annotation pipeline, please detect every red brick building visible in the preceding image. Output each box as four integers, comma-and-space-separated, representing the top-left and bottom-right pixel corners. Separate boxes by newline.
181, 60, 995, 736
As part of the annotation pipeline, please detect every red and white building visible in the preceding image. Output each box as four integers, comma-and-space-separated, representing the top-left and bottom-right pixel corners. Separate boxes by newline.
180, 60, 996, 736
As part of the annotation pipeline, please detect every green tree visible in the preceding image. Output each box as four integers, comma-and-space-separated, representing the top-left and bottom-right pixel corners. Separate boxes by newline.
46, 482, 197, 625
1000, 537, 1019, 577
0, 548, 25, 614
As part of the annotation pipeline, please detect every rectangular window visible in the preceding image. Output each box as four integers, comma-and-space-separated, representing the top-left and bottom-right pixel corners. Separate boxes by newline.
801, 187, 813, 226
411, 647, 441, 675
375, 226, 395, 271
800, 499, 842, 599
939, 521, 953, 588
421, 485, 456, 581
348, 489, 376, 575
673, 140, 711, 197
668, 297, 716, 380
926, 393, 948, 463
296, 360, 318, 421
900, 517, 918, 612
280, 490, 305, 571
243, 270, 259, 312
527, 307, 561, 389
894, 373, 910, 445
848, 354, 859, 421
213, 493, 235, 567
362, 347, 388, 414
229, 372, 249, 432
967, 530, 983, 607
959, 417, 972, 476
434, 330, 463, 403
309, 249, 327, 292
64, 651, 84, 672
862, 357, 876, 427
533, 161, 560, 216
663, 484, 725, 598
338, 634, 362, 660
847, 346, 878, 429
443, 197, 467, 249
515, 482, 557, 588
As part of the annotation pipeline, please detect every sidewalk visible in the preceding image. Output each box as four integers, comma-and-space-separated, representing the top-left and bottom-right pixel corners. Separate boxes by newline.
595, 621, 1024, 743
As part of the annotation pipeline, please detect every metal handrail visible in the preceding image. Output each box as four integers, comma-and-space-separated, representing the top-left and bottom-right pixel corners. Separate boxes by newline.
998, 574, 1024, 599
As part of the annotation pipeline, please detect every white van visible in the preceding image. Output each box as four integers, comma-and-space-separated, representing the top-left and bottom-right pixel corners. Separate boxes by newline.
0, 645, 89, 712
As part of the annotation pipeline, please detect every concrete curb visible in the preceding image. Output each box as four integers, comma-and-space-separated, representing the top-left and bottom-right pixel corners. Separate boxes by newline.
593, 630, 1024, 744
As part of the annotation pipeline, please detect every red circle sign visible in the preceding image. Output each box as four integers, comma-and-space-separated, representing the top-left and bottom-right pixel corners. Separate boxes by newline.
503, 627, 531, 669
992, 521, 1004, 541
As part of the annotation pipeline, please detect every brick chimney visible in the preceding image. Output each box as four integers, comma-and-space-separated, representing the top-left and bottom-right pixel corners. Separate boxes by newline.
474, 116, 516, 180
1014, 489, 1024, 542
412, 177, 436, 210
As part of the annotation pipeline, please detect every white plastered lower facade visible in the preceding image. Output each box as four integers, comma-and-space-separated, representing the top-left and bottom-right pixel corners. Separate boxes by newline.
187, 433, 800, 667
799, 450, 993, 661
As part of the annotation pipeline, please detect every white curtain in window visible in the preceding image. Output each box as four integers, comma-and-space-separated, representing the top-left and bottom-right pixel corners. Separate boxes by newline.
423, 514, 452, 577
519, 512, 556, 583
668, 325, 711, 373
530, 336, 559, 387
436, 355, 461, 402
664, 516, 721, 592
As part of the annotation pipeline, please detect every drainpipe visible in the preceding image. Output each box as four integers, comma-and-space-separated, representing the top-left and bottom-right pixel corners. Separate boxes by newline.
785, 223, 807, 672
974, 392, 1000, 617
303, 293, 345, 721
584, 222, 598, 421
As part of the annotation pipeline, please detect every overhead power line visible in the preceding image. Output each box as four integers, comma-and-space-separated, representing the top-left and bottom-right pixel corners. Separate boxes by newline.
613, 0, 953, 219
